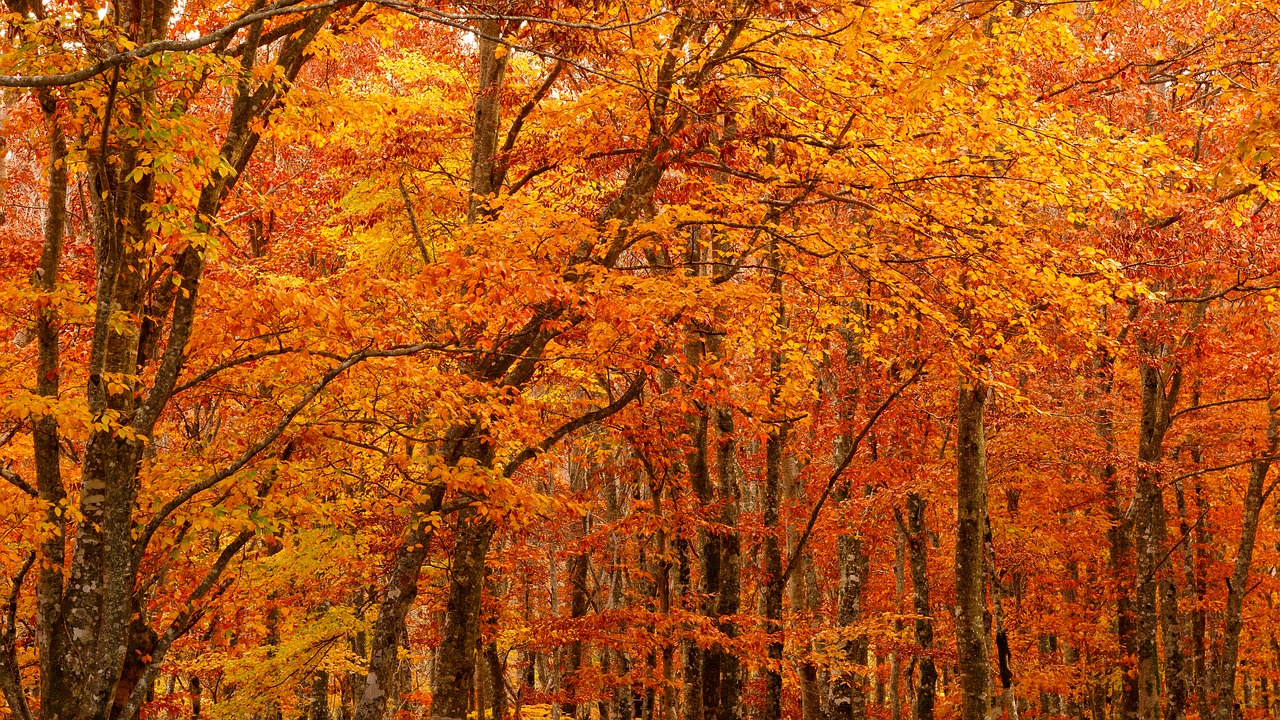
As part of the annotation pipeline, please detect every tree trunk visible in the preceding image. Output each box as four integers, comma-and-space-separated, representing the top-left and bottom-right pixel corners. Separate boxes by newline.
832, 529, 870, 720
1154, 497, 1186, 720
1134, 351, 1183, 720
1097, 338, 1138, 720
682, 296, 713, 720
654, 488, 677, 720
565, 462, 591, 720
985, 512, 1016, 720
549, 535, 563, 720
1174, 475, 1208, 720
190, 677, 201, 720
355, 496, 442, 720
714, 407, 742, 720
488, 641, 506, 718
904, 494, 936, 720
33, 88, 70, 720
956, 377, 991, 720
432, 514, 495, 720
890, 527, 905, 720
762, 424, 787, 720
311, 671, 330, 720
1212, 407, 1280, 720
429, 21, 510, 720
784, 456, 823, 720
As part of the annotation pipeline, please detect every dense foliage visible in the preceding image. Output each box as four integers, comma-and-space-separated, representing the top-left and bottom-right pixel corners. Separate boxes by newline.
2, 2, 1280, 720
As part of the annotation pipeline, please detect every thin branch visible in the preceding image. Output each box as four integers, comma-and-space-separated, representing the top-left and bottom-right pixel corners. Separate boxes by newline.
1168, 454, 1280, 484
120, 529, 255, 720
399, 175, 432, 265
0, 552, 35, 720
505, 163, 559, 196
501, 372, 646, 477
134, 342, 436, 564
495, 61, 565, 187
172, 346, 301, 395
4, 553, 33, 640
1169, 395, 1271, 421
780, 358, 929, 586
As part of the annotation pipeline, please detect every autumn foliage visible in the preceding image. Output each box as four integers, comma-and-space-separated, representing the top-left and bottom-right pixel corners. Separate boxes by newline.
1, 2, 1280, 720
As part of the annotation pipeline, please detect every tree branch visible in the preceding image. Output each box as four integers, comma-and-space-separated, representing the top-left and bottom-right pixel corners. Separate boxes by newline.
780, 359, 928, 585
1169, 395, 1271, 421
133, 342, 435, 565
172, 346, 302, 395
121, 529, 254, 719
0, 552, 35, 720
399, 175, 432, 265
0, 0, 350, 87
501, 372, 646, 477
0, 467, 36, 498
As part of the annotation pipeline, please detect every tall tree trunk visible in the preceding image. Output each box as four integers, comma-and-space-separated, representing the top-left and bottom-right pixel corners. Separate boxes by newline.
1193, 479, 1214, 720
1155, 497, 1186, 720
33, 88, 69, 720
683, 401, 711, 720
890, 527, 905, 720
784, 456, 823, 720
655, 488, 677, 720
714, 407, 742, 720
832, 529, 870, 720
190, 677, 201, 720
1212, 407, 1280, 720
985, 512, 1016, 720
1134, 353, 1181, 720
549, 531, 563, 720
355, 495, 442, 720
904, 494, 936, 720
956, 377, 991, 720
762, 423, 787, 720
830, 326, 872, 720
1174, 475, 1208, 720
1096, 334, 1138, 720
565, 461, 591, 720
311, 671, 330, 720
707, 222, 740, 720
681, 229, 714, 720
1060, 561, 1083, 720
429, 19, 510, 719
1134, 378, 1164, 720
433, 514, 496, 720
487, 627, 506, 716
605, 471, 633, 720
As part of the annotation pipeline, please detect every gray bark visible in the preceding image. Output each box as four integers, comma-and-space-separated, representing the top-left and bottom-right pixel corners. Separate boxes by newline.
956, 377, 991, 720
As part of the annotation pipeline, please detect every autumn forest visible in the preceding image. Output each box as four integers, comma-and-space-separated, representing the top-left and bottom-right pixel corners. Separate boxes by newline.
1, 2, 1279, 720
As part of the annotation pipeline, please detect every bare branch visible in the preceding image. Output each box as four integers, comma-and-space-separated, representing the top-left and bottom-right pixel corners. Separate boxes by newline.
121, 530, 254, 720
1170, 395, 1271, 421
0, 467, 36, 498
